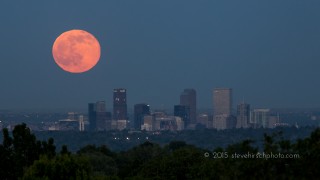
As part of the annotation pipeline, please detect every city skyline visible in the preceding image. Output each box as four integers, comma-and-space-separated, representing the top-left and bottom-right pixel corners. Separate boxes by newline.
79, 87, 282, 131
0, 86, 314, 131
1, 1, 320, 109
0, 85, 318, 112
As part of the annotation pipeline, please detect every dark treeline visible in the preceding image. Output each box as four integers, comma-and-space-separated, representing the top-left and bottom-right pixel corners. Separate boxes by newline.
0, 123, 320, 179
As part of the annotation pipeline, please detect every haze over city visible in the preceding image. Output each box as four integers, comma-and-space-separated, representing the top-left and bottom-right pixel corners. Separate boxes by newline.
1, 1, 320, 110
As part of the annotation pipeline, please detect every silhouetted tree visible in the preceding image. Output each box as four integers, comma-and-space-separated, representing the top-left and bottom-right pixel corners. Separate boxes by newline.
0, 124, 57, 180
0, 128, 15, 180
60, 145, 71, 155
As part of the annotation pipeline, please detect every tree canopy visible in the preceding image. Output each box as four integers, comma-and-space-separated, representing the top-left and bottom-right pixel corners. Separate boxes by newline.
0, 124, 319, 179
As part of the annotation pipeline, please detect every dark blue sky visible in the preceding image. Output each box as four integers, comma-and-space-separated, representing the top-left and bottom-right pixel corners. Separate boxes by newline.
0, 1, 320, 110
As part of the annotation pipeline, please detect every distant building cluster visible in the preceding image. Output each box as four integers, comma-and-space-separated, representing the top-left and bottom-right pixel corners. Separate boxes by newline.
28, 87, 283, 131
74, 87, 281, 132
212, 88, 280, 130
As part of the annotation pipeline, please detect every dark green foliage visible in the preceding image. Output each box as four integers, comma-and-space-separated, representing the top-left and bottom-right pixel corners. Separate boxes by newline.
77, 145, 118, 177
117, 141, 164, 178
22, 154, 91, 180
12, 123, 40, 167
78, 144, 114, 157
60, 145, 71, 155
138, 146, 205, 179
166, 140, 188, 151
0, 123, 57, 180
291, 128, 320, 178
1, 124, 320, 179
0, 128, 15, 179
40, 138, 56, 159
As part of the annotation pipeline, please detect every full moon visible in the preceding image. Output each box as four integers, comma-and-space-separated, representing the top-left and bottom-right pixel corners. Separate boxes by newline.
52, 29, 101, 73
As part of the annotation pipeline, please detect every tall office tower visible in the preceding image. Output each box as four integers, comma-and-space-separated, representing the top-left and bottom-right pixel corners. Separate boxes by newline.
236, 103, 250, 128
213, 88, 232, 116
213, 88, 232, 129
95, 101, 109, 131
88, 103, 96, 131
134, 103, 150, 130
88, 101, 112, 131
180, 89, 197, 124
113, 88, 127, 120
174, 105, 190, 127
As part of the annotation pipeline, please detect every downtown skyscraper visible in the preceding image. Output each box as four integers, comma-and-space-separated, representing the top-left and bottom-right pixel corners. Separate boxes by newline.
213, 88, 234, 129
180, 89, 197, 126
88, 101, 111, 131
174, 105, 190, 127
213, 88, 232, 116
88, 103, 96, 131
134, 103, 150, 130
113, 88, 127, 120
236, 102, 250, 128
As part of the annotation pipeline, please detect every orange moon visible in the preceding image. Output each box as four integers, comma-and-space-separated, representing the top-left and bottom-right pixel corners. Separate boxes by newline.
52, 29, 101, 73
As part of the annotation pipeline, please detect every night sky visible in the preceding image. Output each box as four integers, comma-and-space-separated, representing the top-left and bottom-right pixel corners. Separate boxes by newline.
0, 1, 320, 110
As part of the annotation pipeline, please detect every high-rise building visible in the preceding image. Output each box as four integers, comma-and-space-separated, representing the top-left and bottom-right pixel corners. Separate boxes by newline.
134, 103, 150, 130
250, 109, 280, 128
88, 101, 112, 131
88, 103, 96, 131
174, 105, 190, 127
213, 88, 233, 129
180, 89, 197, 125
251, 109, 270, 128
95, 101, 112, 130
236, 103, 250, 128
213, 88, 232, 116
142, 115, 154, 131
113, 88, 127, 120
